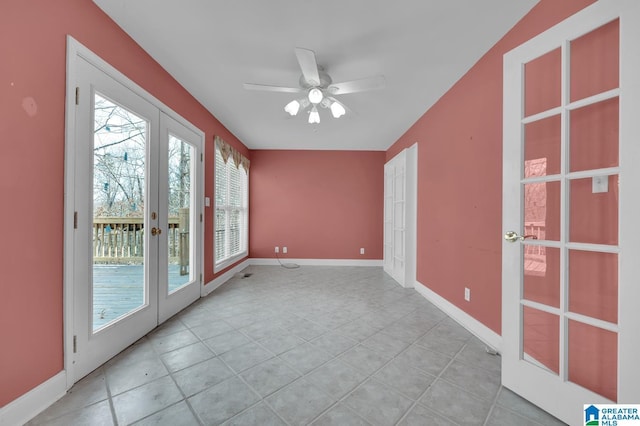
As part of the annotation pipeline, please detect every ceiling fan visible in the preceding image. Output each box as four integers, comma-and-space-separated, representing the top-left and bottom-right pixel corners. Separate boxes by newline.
244, 47, 385, 124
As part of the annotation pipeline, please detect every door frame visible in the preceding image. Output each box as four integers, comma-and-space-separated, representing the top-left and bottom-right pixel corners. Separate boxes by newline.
63, 36, 205, 387
501, 0, 640, 423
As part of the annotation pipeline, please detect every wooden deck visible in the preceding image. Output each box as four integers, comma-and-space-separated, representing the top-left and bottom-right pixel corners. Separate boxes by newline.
93, 264, 191, 330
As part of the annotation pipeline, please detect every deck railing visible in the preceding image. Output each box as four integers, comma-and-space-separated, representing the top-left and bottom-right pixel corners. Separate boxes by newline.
523, 222, 546, 256
93, 217, 187, 268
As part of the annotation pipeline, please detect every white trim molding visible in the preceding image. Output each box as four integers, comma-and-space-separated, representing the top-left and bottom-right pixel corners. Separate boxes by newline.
203, 259, 251, 296
413, 280, 502, 352
0, 371, 66, 426
250, 258, 383, 267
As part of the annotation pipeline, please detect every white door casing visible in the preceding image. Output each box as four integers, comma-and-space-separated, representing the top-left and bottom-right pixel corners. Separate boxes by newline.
502, 1, 640, 425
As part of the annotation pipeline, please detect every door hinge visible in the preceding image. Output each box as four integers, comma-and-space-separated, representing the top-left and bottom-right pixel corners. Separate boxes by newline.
200, 153, 203, 162
200, 213, 203, 223
73, 211, 78, 229
75, 87, 79, 105
73, 335, 77, 353
199, 273, 203, 284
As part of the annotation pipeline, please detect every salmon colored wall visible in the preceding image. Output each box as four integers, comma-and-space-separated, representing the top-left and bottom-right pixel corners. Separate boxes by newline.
0, 0, 248, 406
249, 150, 384, 260
385, 0, 596, 334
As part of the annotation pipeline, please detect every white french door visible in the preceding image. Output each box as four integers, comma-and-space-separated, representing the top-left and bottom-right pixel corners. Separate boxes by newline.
502, 1, 640, 424
384, 145, 417, 289
384, 150, 406, 286
68, 48, 203, 382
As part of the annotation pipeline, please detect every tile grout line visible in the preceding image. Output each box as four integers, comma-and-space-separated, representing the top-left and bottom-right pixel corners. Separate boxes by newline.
392, 336, 469, 426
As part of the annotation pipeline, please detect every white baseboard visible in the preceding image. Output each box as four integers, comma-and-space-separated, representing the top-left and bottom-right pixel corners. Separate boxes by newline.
0, 371, 67, 426
249, 258, 383, 267
203, 259, 251, 296
413, 280, 502, 352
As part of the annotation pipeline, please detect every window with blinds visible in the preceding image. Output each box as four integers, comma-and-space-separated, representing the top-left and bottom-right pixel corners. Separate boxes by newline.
214, 145, 248, 269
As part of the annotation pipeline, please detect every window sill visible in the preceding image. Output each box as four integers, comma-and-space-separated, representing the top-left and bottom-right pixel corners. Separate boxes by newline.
214, 251, 248, 274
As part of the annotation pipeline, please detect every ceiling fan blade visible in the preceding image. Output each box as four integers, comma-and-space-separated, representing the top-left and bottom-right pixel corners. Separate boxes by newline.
295, 47, 321, 87
243, 83, 303, 94
328, 75, 386, 95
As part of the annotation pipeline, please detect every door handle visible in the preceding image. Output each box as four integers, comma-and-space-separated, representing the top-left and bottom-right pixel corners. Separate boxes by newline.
151, 227, 162, 236
504, 231, 537, 243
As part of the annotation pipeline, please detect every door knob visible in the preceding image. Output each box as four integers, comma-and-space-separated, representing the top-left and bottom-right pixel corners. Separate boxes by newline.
151, 227, 162, 236
504, 231, 537, 243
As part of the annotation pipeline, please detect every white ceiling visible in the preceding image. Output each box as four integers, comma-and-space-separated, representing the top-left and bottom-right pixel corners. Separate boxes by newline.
93, 0, 538, 151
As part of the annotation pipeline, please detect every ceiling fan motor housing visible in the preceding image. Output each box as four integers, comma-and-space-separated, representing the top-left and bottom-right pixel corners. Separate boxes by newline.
299, 70, 332, 90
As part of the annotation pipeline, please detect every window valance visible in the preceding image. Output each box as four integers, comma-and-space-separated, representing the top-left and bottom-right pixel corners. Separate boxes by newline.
215, 136, 249, 172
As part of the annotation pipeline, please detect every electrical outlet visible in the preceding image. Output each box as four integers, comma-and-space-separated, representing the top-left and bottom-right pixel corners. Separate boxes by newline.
275, 246, 279, 253
283, 247, 287, 254
464, 287, 471, 302
360, 248, 365, 255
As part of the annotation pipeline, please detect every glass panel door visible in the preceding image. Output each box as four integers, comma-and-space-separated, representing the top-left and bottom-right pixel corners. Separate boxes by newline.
92, 94, 148, 331
519, 18, 620, 398
167, 134, 194, 292
74, 57, 159, 380
157, 113, 202, 323
501, 2, 640, 423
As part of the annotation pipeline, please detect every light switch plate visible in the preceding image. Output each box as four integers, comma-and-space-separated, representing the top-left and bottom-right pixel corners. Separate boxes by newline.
592, 176, 608, 193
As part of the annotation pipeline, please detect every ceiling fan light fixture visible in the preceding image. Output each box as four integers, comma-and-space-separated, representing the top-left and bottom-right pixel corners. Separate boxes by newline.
284, 100, 300, 116
330, 101, 346, 118
308, 107, 320, 124
308, 88, 323, 104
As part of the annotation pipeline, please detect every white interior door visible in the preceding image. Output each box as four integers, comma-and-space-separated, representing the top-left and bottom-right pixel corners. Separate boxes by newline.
70, 51, 203, 382
384, 146, 417, 289
384, 150, 406, 286
502, 1, 640, 424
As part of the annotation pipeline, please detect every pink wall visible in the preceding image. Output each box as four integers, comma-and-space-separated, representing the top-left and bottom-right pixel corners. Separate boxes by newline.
249, 150, 384, 260
385, 0, 596, 334
0, 0, 248, 406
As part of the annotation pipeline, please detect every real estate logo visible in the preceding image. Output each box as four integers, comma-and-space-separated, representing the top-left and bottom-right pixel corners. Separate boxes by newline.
584, 405, 640, 426
585, 405, 600, 426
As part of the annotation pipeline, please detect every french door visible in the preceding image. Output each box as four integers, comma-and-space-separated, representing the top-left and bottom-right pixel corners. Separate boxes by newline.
383, 145, 417, 289
502, 1, 640, 424
384, 150, 407, 286
70, 54, 203, 381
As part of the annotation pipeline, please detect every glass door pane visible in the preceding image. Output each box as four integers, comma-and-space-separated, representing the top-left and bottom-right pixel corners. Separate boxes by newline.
167, 135, 195, 293
92, 93, 148, 331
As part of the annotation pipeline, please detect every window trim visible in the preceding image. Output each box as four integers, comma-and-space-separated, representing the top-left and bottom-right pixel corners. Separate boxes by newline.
214, 145, 249, 272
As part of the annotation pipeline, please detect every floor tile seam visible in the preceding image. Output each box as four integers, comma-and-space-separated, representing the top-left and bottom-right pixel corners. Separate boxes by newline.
109, 369, 190, 424
448, 357, 502, 378
182, 316, 236, 336
128, 400, 199, 426
315, 375, 412, 426
375, 318, 442, 344
222, 373, 293, 426
28, 379, 114, 426
157, 342, 218, 374
482, 385, 509, 426
306, 398, 375, 426
392, 340, 467, 425
273, 346, 337, 379
101, 364, 124, 426
451, 346, 502, 375
488, 396, 561, 426
160, 354, 207, 426
307, 338, 441, 425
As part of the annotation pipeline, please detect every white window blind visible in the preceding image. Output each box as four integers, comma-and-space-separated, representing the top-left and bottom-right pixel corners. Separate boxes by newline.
214, 139, 248, 270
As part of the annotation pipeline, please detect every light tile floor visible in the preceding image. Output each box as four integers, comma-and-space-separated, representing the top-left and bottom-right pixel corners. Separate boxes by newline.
27, 266, 567, 426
